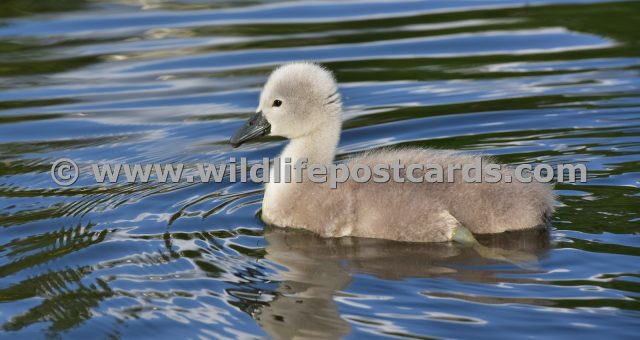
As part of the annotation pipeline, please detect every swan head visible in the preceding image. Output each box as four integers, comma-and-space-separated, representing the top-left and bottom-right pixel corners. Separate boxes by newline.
230, 62, 341, 147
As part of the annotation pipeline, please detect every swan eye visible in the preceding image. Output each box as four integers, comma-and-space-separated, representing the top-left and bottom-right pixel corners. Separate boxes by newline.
272, 99, 282, 107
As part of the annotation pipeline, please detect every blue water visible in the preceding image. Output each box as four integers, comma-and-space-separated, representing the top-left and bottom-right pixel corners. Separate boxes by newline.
0, 0, 638, 338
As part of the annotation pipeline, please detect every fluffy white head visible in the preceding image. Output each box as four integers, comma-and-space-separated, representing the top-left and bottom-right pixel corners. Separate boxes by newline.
258, 62, 342, 139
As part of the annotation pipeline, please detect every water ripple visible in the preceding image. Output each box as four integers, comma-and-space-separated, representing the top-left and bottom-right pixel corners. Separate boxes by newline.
0, 0, 638, 338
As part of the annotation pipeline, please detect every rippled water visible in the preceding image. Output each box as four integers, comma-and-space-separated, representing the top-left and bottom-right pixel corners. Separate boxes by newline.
0, 0, 639, 338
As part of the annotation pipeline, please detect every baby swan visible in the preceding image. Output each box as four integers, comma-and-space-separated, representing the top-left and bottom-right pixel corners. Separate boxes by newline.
230, 62, 554, 243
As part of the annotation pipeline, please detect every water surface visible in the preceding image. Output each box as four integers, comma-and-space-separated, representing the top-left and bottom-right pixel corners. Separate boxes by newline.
0, 0, 638, 338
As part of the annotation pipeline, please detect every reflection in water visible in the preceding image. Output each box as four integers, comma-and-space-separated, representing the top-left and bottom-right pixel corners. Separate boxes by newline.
0, 223, 113, 332
256, 227, 550, 338
0, 0, 638, 337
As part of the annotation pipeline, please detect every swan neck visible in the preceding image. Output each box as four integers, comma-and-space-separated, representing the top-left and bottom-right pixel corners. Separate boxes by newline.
280, 125, 340, 166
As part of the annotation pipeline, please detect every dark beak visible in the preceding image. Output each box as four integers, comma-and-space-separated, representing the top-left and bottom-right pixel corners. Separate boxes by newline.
230, 111, 271, 148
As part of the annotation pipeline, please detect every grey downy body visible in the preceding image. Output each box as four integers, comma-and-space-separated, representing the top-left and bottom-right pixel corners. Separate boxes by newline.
230, 62, 554, 243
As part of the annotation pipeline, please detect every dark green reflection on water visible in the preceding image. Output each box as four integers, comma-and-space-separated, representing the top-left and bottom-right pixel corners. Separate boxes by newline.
0, 0, 638, 338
